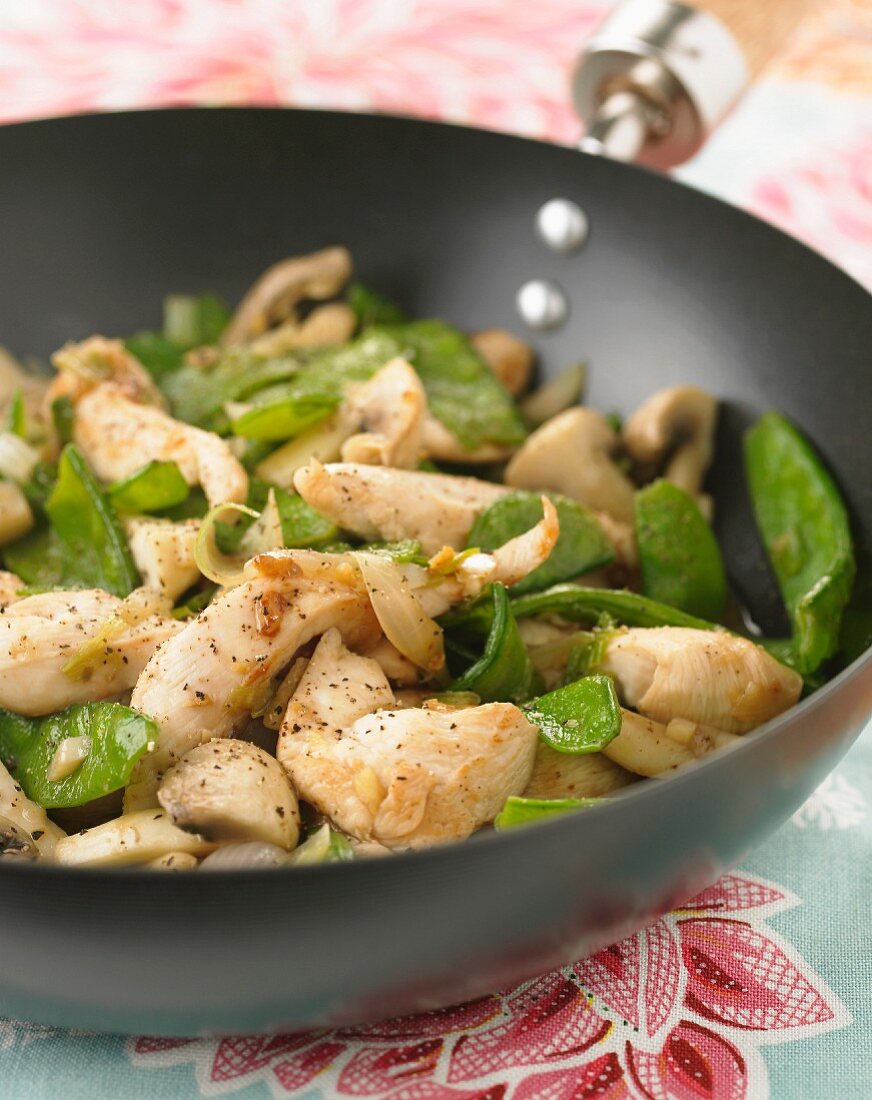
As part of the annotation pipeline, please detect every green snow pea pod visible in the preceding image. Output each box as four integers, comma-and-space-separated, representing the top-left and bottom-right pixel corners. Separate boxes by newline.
108, 460, 190, 514
0, 703, 157, 809
744, 412, 855, 674
494, 795, 601, 830
635, 480, 728, 620
450, 583, 539, 703
523, 674, 622, 755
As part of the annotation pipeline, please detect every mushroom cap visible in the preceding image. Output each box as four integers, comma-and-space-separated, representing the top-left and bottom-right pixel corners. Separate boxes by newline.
622, 385, 718, 496
505, 406, 636, 523
158, 739, 300, 850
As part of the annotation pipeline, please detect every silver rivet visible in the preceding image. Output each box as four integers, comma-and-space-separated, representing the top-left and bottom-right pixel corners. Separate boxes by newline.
516, 279, 569, 331
536, 199, 589, 253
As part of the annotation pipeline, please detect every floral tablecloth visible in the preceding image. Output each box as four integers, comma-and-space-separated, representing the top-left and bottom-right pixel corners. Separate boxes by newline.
0, 2, 869, 1098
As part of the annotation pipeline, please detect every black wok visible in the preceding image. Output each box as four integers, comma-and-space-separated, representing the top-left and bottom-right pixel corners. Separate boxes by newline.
0, 107, 870, 1035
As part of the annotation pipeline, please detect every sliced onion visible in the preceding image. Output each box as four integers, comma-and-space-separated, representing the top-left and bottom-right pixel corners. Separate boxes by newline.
288, 823, 333, 866
520, 362, 587, 426
200, 841, 289, 871
353, 551, 445, 673
47, 736, 91, 783
194, 489, 284, 587
254, 411, 353, 490
0, 431, 39, 483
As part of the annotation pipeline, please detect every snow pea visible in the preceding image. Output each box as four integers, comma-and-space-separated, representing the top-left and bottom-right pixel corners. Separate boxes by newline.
508, 584, 719, 631
494, 795, 601, 830
744, 412, 855, 674
5, 446, 139, 595
124, 333, 184, 380
108, 460, 190, 514
0, 703, 157, 809
450, 583, 539, 703
523, 674, 622, 755
468, 491, 615, 595
348, 282, 406, 327
635, 480, 728, 620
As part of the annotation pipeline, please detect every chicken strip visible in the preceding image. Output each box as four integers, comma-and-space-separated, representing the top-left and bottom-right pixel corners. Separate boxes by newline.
340, 358, 426, 469
0, 588, 182, 717
294, 461, 508, 553
599, 628, 803, 734
278, 630, 538, 849
126, 561, 380, 810
72, 383, 248, 506
48, 335, 166, 408
0, 570, 23, 608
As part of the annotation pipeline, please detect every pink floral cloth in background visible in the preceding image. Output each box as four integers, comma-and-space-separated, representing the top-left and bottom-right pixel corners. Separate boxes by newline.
0, 3, 869, 1099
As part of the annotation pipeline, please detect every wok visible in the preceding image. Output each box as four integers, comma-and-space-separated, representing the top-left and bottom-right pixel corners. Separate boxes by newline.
0, 11, 871, 1039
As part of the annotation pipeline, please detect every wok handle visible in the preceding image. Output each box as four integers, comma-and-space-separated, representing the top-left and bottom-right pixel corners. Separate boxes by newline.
573, 0, 818, 169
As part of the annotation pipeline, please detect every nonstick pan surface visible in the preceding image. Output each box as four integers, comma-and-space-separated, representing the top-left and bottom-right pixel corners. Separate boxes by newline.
0, 108, 870, 1035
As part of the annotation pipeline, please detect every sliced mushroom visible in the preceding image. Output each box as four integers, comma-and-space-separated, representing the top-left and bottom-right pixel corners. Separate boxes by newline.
505, 407, 636, 523
222, 246, 353, 346
125, 563, 380, 810
0, 760, 66, 858
340, 358, 426, 468
471, 329, 534, 396
523, 743, 637, 799
0, 588, 182, 717
53, 809, 217, 867
622, 385, 718, 497
72, 384, 248, 506
603, 709, 739, 776
598, 627, 803, 734
125, 517, 201, 601
48, 335, 166, 409
249, 301, 356, 356
0, 481, 34, 546
277, 629, 538, 849
294, 461, 508, 554
158, 739, 300, 850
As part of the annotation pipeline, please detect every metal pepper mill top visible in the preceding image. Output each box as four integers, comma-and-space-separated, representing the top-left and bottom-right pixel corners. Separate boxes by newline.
572, 0, 749, 168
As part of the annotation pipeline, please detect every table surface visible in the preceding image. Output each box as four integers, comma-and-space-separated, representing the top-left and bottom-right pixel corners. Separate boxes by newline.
0, 2, 870, 1098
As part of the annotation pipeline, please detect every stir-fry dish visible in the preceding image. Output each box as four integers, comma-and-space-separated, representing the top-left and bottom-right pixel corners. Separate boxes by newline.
0, 247, 859, 868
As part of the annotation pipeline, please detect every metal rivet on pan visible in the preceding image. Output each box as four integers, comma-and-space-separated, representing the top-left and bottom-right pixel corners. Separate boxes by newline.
516, 279, 569, 331
536, 199, 589, 253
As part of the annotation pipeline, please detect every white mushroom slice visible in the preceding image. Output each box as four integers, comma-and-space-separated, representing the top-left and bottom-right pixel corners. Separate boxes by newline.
53, 809, 217, 867
505, 407, 636, 523
599, 628, 803, 735
73, 383, 248, 506
519, 362, 587, 426
158, 739, 300, 849
277, 631, 538, 849
125, 568, 380, 810
471, 329, 534, 396
622, 385, 718, 497
294, 461, 508, 554
0, 760, 66, 858
125, 518, 201, 601
0, 570, 23, 608
0, 481, 33, 546
0, 588, 182, 716
603, 709, 739, 777
340, 358, 426, 469
223, 246, 353, 346
524, 744, 637, 799
422, 415, 514, 464
249, 302, 356, 356
48, 335, 166, 408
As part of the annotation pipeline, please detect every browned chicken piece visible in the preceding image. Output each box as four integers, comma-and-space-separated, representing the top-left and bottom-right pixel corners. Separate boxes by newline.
277, 629, 538, 849
599, 628, 803, 734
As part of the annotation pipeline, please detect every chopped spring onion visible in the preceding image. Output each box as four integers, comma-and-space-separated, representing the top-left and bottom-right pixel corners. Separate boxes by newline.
194, 488, 284, 587
0, 431, 40, 484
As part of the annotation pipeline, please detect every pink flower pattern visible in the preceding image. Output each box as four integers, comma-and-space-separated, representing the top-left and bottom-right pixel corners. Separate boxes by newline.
126, 873, 850, 1098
